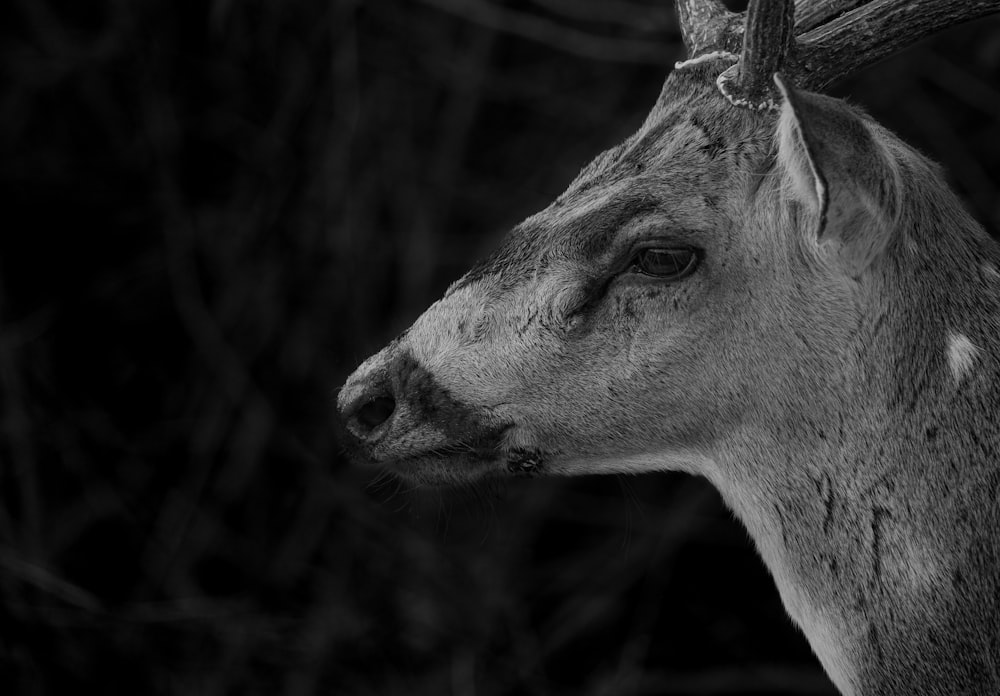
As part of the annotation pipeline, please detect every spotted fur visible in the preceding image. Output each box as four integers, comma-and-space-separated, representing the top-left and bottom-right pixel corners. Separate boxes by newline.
339, 56, 1000, 695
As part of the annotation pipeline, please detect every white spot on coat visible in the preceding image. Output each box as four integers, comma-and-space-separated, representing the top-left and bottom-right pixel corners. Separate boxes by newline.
983, 263, 1000, 282
946, 333, 979, 383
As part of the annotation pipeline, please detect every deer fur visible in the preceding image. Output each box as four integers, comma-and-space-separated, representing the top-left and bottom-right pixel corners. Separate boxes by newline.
339, 54, 1000, 694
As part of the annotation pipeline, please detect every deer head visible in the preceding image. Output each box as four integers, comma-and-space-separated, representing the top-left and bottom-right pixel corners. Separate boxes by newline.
339, 1, 1000, 693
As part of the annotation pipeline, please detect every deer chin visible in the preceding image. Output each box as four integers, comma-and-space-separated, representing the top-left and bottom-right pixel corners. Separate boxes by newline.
358, 447, 549, 486
381, 451, 507, 486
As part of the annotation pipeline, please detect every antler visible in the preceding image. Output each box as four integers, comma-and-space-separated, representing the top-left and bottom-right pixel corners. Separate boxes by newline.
793, 0, 866, 33
795, 0, 1000, 90
678, 0, 1000, 110
725, 0, 795, 109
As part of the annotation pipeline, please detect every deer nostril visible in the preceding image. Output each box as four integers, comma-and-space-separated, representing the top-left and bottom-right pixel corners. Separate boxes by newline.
352, 396, 396, 434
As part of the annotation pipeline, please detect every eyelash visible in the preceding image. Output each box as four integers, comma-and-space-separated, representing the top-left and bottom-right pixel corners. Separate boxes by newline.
627, 246, 701, 280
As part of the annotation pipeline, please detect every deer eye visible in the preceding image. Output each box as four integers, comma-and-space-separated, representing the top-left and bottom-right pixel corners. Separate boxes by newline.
631, 247, 699, 279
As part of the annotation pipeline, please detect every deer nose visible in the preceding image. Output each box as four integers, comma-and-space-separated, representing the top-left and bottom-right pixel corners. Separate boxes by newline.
341, 390, 396, 441
351, 395, 396, 433
338, 342, 406, 444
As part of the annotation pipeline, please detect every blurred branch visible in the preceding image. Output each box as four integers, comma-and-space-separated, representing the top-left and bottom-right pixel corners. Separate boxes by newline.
540, 480, 716, 655
905, 87, 999, 228
0, 547, 103, 613
417, 0, 675, 64
529, 0, 671, 29
631, 664, 837, 694
0, 310, 42, 559
13, 0, 124, 66
920, 52, 1000, 120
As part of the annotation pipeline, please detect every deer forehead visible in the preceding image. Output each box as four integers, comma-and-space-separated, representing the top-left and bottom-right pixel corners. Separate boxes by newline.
544, 182, 721, 260
466, 120, 751, 278
569, 106, 749, 194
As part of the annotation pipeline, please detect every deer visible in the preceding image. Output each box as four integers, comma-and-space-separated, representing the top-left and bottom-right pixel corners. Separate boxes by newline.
337, 1, 1000, 693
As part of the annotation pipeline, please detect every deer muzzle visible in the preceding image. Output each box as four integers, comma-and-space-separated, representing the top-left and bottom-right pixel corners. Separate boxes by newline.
337, 339, 518, 480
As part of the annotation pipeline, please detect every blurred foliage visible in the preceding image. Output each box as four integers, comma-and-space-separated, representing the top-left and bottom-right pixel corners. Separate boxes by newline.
0, 0, 997, 694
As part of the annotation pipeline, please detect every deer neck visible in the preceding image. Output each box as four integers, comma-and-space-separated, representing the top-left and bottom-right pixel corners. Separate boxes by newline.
709, 214, 1000, 694
711, 406, 892, 692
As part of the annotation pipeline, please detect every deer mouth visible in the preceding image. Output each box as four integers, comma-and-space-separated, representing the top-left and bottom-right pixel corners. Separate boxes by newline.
505, 448, 546, 476
338, 407, 547, 485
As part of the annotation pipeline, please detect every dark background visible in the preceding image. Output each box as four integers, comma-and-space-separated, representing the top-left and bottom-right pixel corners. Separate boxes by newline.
1, 1, 998, 694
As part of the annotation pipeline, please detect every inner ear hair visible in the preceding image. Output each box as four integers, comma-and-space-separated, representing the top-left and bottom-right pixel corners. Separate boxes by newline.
773, 73, 904, 275
774, 73, 829, 233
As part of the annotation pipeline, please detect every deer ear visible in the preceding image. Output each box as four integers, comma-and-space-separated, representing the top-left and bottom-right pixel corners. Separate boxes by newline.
773, 74, 900, 275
